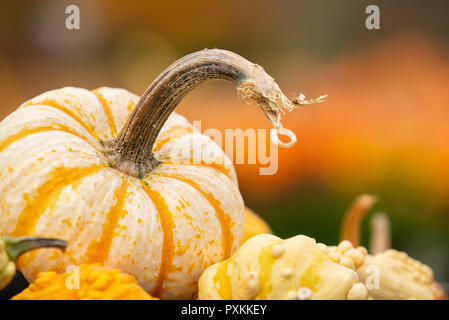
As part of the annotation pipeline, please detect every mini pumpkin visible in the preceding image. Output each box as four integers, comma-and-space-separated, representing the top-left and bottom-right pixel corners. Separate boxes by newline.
0, 49, 317, 299
12, 263, 156, 300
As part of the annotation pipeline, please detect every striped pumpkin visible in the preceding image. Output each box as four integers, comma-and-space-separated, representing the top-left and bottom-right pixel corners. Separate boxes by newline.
0, 86, 243, 299
0, 49, 303, 299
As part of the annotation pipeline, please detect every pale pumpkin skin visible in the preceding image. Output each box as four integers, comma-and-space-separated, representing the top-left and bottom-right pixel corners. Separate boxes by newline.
0, 86, 244, 299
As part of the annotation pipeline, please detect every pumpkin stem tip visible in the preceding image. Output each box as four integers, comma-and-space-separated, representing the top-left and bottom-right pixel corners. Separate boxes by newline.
292, 94, 328, 106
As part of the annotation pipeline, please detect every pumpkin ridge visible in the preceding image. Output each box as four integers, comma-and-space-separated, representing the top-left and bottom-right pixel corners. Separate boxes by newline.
140, 181, 175, 298
23, 100, 100, 140
197, 163, 232, 180
0, 125, 92, 154
158, 173, 233, 260
161, 162, 232, 181
85, 178, 128, 264
11, 164, 107, 238
92, 89, 118, 137
152, 126, 194, 151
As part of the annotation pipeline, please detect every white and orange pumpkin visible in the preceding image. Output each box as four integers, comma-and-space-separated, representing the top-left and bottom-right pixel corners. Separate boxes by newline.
0, 49, 308, 299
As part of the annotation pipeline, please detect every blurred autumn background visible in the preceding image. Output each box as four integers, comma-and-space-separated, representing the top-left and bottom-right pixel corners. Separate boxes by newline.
0, 0, 448, 284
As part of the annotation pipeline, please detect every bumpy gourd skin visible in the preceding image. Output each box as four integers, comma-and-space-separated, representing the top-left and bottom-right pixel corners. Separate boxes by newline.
242, 207, 271, 244
0, 239, 16, 290
198, 234, 369, 300
357, 249, 435, 300
12, 263, 157, 300
339, 195, 440, 299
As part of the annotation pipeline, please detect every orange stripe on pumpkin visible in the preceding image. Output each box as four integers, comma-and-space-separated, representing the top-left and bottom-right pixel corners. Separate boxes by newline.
140, 181, 175, 298
0, 125, 91, 153
11, 164, 106, 237
197, 163, 232, 180
92, 89, 117, 137
23, 99, 100, 140
162, 161, 232, 181
153, 126, 193, 151
159, 173, 233, 260
85, 178, 128, 264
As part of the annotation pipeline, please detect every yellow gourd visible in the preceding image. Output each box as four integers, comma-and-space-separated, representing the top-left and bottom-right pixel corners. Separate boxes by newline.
12, 264, 157, 300
198, 234, 369, 300
340, 194, 438, 300
357, 249, 435, 300
0, 49, 315, 299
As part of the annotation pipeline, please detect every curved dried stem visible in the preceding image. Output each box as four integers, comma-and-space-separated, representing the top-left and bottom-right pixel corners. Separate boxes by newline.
340, 194, 377, 246
109, 49, 326, 178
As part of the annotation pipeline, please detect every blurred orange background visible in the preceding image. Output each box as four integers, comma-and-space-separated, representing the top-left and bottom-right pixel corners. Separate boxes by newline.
0, 0, 448, 282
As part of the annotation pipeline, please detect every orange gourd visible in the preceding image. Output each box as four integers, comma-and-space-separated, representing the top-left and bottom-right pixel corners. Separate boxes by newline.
12, 264, 157, 300
242, 207, 271, 244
